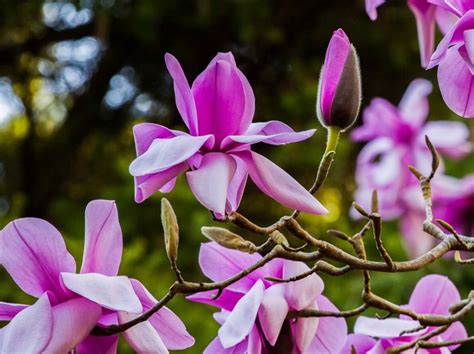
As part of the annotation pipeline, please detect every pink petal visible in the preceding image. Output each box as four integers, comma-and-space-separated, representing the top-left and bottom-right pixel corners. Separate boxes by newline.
408, 0, 436, 67
81, 200, 122, 276
0, 295, 52, 353
222, 121, 315, 149
308, 295, 348, 354
45, 298, 102, 353
197, 242, 264, 293
186, 289, 243, 311
291, 315, 319, 353
340, 334, 377, 354
131, 279, 194, 350
437, 44, 474, 117
429, 0, 464, 16
76, 335, 119, 354
319, 29, 351, 122
365, 0, 385, 20
436, 7, 459, 34
420, 121, 471, 158
218, 280, 265, 348
187, 152, 236, 215
191, 53, 255, 144
0, 218, 76, 300
283, 260, 324, 311
159, 177, 177, 193
257, 284, 289, 345
213, 311, 230, 325
354, 316, 423, 338
248, 325, 263, 354
0, 302, 28, 321
203, 336, 229, 354
132, 123, 181, 156
408, 274, 461, 315
225, 155, 248, 213
164, 53, 199, 134
351, 98, 401, 141
134, 162, 189, 203
440, 321, 468, 350
464, 28, 474, 64
129, 134, 213, 176
119, 312, 169, 354
61, 273, 142, 313
355, 138, 405, 188
398, 78, 432, 127
429, 10, 474, 68
241, 151, 328, 215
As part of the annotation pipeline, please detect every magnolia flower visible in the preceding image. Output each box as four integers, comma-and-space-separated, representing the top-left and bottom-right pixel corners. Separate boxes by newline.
187, 242, 347, 353
426, 3, 474, 117
317, 29, 361, 131
129, 52, 327, 218
0, 200, 194, 353
352, 79, 471, 256
365, 0, 456, 67
341, 275, 467, 353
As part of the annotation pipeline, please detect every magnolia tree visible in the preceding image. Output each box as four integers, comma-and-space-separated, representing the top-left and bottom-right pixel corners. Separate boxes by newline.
0, 1, 473, 353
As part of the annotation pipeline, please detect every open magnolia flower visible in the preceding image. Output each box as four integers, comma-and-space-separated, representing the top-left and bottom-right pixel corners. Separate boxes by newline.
426, 3, 474, 117
129, 52, 327, 218
0, 200, 194, 353
352, 78, 471, 256
187, 242, 347, 353
342, 275, 467, 353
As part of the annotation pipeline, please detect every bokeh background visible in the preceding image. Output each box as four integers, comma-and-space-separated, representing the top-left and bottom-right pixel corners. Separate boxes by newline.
0, 0, 473, 352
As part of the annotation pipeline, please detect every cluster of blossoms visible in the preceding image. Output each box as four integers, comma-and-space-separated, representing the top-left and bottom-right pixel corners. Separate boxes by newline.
188, 243, 347, 353
366, 0, 474, 117
359, 0, 474, 257
352, 78, 472, 256
0, 4, 472, 353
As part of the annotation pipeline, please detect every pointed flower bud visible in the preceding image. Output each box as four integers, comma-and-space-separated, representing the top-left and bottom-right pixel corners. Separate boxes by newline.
161, 198, 179, 266
317, 28, 362, 131
269, 230, 290, 247
201, 226, 258, 254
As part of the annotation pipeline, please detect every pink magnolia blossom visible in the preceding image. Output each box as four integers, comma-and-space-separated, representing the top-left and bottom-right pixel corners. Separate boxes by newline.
317, 29, 361, 130
365, 0, 455, 67
129, 52, 327, 218
426, 2, 474, 117
0, 200, 194, 353
341, 275, 467, 353
352, 79, 471, 256
187, 242, 347, 353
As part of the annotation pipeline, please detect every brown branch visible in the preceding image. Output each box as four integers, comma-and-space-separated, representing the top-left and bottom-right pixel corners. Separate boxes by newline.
93, 130, 474, 346
288, 303, 369, 319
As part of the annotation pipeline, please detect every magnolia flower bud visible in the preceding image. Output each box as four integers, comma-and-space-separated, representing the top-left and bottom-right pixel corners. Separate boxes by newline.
269, 230, 290, 247
161, 198, 179, 266
201, 226, 258, 254
317, 28, 362, 131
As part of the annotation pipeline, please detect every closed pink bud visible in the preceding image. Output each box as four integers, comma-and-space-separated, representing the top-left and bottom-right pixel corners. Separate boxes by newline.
317, 29, 362, 130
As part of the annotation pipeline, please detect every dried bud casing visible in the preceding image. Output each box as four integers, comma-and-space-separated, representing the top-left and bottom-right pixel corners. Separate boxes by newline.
202, 226, 258, 254
161, 198, 179, 265
317, 28, 362, 131
269, 230, 290, 247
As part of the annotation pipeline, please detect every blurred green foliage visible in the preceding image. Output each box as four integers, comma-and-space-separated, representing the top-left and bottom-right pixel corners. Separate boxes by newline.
0, 0, 473, 352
